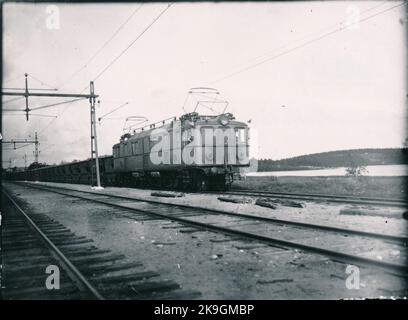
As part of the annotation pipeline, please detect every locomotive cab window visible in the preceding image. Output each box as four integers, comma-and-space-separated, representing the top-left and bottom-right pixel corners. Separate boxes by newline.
143, 137, 149, 152
131, 141, 137, 155
236, 128, 246, 143
136, 139, 143, 155
113, 146, 119, 158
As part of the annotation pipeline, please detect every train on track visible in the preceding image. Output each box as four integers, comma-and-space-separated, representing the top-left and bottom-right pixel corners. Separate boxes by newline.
5, 112, 250, 191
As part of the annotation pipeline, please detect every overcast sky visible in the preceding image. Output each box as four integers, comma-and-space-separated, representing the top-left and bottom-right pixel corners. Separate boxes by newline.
2, 1, 407, 167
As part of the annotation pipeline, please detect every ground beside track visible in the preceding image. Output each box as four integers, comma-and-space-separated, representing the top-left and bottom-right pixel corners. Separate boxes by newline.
2, 182, 407, 299
234, 176, 408, 200
12, 181, 407, 236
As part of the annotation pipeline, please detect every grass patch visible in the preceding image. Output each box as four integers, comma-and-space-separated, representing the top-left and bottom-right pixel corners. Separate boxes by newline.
233, 176, 408, 200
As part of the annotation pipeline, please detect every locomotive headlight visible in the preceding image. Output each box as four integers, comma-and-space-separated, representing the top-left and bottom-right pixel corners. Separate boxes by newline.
218, 115, 229, 126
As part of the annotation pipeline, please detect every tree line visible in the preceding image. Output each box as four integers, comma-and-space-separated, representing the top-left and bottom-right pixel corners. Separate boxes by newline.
257, 148, 408, 172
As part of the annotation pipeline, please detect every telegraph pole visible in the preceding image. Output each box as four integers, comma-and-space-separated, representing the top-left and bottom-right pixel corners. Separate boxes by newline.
24, 154, 27, 169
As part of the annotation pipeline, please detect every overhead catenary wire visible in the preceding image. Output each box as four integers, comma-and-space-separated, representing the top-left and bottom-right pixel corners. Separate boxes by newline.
3, 97, 25, 104
4, 113, 58, 118
213, 1, 389, 80
26, 73, 58, 90
37, 97, 86, 136
122, 116, 148, 132
3, 98, 85, 112
98, 102, 129, 122
30, 98, 86, 111
210, 1, 406, 84
30, 114, 58, 118
3, 108, 26, 112
98, 117, 124, 121
2, 143, 32, 151
198, 102, 219, 114
57, 4, 144, 90
182, 90, 221, 114
39, 3, 173, 137
36, 143, 55, 154
90, 3, 173, 85
2, 87, 58, 91
2, 74, 24, 85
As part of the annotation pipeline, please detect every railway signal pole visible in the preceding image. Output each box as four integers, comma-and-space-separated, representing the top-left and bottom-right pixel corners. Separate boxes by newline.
2, 74, 102, 188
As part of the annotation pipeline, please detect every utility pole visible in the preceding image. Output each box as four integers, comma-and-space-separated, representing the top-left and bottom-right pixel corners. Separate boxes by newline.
1, 132, 39, 163
34, 132, 39, 163
23, 154, 27, 170
24, 73, 29, 121
2, 74, 98, 121
89, 82, 101, 188
2, 75, 102, 189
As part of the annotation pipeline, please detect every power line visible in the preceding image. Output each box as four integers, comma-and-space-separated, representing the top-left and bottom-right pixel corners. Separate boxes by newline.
27, 73, 57, 90
37, 87, 91, 136
216, 2, 388, 78
91, 3, 173, 84
210, 1, 406, 84
57, 4, 144, 90
4, 4, 145, 138
3, 143, 32, 151
2, 87, 58, 91
39, 3, 173, 137
30, 98, 86, 111
98, 102, 129, 121
4, 113, 57, 118
3, 75, 24, 84
3, 96, 24, 104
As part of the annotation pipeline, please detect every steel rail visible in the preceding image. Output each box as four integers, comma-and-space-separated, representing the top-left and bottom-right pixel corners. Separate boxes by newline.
230, 189, 407, 204
2, 188, 104, 300
221, 190, 408, 208
12, 183, 408, 275
15, 181, 408, 244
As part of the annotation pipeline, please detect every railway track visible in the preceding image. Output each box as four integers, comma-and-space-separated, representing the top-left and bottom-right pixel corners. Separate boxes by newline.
9, 182, 408, 277
223, 189, 408, 208
1, 188, 199, 300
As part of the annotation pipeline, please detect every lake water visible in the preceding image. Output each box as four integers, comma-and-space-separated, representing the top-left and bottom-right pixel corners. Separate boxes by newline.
246, 164, 408, 177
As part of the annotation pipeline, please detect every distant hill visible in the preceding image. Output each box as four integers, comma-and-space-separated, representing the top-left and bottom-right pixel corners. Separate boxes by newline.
257, 148, 408, 172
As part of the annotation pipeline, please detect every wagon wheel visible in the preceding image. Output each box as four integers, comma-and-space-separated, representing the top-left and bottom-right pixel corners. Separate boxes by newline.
193, 172, 208, 192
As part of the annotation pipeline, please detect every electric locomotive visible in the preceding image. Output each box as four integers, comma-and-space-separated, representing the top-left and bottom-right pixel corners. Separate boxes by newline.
113, 112, 250, 190
4, 112, 250, 191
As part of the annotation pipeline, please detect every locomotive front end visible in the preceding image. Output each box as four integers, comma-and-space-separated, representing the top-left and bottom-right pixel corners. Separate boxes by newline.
185, 112, 250, 189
